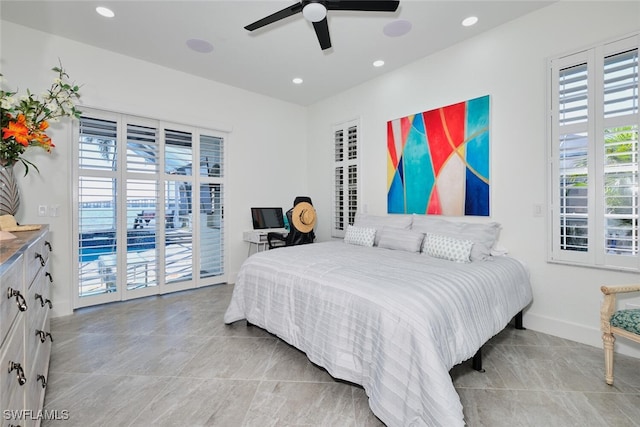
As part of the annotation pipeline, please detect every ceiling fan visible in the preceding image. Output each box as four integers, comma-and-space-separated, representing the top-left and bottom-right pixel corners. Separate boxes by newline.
245, 0, 400, 51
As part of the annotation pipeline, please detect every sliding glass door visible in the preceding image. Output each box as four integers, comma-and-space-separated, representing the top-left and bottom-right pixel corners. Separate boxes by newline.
73, 109, 226, 307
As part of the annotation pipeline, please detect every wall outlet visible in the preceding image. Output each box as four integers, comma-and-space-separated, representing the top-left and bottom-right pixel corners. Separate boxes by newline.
38, 205, 48, 217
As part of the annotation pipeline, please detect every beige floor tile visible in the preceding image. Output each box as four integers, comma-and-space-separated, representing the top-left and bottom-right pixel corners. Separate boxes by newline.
42, 284, 640, 427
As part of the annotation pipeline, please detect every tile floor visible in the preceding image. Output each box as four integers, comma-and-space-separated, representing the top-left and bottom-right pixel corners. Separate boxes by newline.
42, 284, 640, 426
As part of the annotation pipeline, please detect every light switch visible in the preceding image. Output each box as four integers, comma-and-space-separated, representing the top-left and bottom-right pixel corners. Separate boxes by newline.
38, 205, 48, 217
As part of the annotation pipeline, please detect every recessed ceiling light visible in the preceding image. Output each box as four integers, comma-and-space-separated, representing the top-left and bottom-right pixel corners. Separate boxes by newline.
383, 20, 412, 37
292, 78, 303, 85
186, 39, 214, 53
462, 16, 478, 27
373, 60, 385, 67
96, 7, 115, 18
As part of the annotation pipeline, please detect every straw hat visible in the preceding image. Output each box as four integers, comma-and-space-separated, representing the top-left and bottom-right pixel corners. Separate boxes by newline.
291, 202, 316, 233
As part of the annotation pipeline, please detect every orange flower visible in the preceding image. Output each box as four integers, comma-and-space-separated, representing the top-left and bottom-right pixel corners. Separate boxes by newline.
38, 120, 49, 131
31, 132, 54, 151
2, 116, 30, 146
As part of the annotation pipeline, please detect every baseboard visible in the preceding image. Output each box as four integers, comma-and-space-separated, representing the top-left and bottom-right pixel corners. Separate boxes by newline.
229, 271, 238, 285
524, 312, 640, 359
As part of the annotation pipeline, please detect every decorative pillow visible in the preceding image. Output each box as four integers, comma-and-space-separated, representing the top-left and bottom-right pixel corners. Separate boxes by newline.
344, 225, 376, 247
353, 213, 413, 246
411, 214, 500, 261
377, 227, 424, 253
422, 233, 473, 263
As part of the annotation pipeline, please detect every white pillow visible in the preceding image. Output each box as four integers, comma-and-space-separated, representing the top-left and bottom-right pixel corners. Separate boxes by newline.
344, 225, 376, 247
377, 227, 424, 253
422, 233, 473, 263
411, 214, 500, 261
353, 213, 413, 246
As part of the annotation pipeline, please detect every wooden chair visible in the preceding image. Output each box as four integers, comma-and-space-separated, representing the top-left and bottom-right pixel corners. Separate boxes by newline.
600, 284, 640, 385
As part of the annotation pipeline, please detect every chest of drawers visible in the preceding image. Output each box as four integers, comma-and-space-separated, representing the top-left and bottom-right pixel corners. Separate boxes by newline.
0, 228, 53, 427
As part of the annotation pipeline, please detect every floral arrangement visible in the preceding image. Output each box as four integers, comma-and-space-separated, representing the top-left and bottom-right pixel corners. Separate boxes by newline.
0, 62, 81, 174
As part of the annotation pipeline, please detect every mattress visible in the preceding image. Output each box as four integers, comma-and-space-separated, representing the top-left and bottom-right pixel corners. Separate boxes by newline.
224, 241, 533, 426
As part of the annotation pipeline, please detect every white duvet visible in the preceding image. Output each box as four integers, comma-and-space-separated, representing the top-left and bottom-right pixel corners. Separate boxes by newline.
224, 241, 533, 426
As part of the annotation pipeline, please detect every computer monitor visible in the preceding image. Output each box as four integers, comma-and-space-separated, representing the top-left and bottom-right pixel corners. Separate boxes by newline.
251, 207, 285, 229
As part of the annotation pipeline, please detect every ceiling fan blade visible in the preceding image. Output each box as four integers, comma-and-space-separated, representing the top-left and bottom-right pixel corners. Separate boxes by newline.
312, 18, 332, 50
245, 2, 303, 31
325, 0, 400, 12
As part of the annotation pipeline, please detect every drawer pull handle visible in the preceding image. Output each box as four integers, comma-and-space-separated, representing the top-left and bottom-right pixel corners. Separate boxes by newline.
45, 241, 52, 251
7, 288, 27, 311
45, 271, 54, 284
35, 253, 45, 267
34, 294, 52, 309
37, 374, 47, 389
36, 330, 54, 343
8, 361, 26, 386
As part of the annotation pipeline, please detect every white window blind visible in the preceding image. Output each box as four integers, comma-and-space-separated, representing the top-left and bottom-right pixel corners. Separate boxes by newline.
550, 33, 640, 270
332, 119, 359, 238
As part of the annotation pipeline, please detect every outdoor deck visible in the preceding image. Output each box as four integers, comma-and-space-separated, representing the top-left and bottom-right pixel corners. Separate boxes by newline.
79, 228, 197, 296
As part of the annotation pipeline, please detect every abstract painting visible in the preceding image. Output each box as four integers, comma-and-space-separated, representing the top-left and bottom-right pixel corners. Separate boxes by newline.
387, 95, 490, 216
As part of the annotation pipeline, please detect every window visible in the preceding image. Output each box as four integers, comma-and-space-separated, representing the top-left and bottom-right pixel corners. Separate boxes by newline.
332, 119, 359, 238
74, 109, 226, 307
549, 34, 639, 270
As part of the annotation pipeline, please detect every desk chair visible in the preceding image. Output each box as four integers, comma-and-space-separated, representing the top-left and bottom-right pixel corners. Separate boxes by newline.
268, 196, 316, 249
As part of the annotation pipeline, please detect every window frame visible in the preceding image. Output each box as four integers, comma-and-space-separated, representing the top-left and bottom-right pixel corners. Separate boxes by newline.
548, 33, 640, 271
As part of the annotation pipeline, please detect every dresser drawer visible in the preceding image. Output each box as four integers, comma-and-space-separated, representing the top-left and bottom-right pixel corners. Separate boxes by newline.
1, 386, 26, 427
26, 268, 52, 366
25, 233, 51, 289
26, 317, 51, 427
0, 255, 25, 347
0, 317, 26, 418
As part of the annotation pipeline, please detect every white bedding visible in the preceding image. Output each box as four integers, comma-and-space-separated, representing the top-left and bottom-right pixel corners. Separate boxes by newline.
224, 241, 533, 426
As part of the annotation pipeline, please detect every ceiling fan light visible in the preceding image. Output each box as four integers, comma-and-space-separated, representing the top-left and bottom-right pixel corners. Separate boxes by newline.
302, 3, 327, 23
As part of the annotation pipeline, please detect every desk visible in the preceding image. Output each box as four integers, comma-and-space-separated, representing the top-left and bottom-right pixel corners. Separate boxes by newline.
243, 230, 287, 256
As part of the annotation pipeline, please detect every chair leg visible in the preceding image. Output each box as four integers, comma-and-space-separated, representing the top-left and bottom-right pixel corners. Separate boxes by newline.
602, 332, 615, 385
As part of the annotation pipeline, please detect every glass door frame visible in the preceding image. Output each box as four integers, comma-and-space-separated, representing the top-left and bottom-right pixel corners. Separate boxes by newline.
72, 108, 228, 309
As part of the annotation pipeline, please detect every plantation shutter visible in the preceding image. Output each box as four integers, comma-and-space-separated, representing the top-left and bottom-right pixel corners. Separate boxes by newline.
602, 48, 639, 258
199, 134, 225, 279
77, 116, 119, 296
332, 119, 359, 238
557, 61, 590, 253
550, 34, 640, 270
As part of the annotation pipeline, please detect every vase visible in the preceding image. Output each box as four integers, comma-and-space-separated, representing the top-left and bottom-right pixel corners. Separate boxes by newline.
0, 164, 20, 216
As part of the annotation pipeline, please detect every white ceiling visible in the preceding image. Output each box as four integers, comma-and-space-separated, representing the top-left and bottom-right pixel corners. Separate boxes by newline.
0, 0, 554, 106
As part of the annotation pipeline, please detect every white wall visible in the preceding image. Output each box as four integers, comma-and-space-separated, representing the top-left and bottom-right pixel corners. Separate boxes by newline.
306, 1, 640, 357
1, 21, 308, 317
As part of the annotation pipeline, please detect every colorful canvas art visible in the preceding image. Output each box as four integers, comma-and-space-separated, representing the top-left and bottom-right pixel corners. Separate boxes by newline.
387, 95, 490, 216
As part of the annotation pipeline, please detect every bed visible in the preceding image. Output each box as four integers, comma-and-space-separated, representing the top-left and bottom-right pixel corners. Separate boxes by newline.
224, 214, 533, 426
